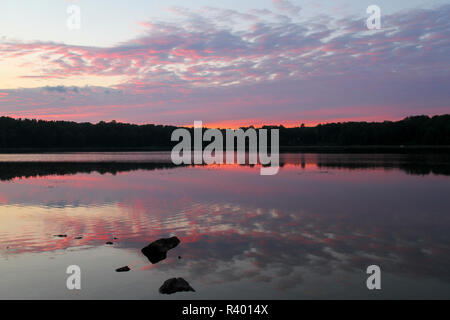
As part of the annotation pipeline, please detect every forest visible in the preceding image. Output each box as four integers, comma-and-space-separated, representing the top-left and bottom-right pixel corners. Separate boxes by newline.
0, 114, 449, 150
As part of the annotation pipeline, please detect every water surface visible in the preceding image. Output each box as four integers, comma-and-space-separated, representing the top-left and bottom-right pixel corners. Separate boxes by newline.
0, 152, 449, 299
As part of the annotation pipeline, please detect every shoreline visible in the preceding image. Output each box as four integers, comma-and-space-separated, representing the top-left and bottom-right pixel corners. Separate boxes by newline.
0, 145, 449, 154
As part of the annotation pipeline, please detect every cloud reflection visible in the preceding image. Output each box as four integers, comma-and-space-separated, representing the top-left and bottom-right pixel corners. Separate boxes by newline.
0, 154, 450, 293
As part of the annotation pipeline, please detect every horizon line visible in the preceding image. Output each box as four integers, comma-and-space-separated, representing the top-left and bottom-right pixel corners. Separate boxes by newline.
1, 113, 448, 130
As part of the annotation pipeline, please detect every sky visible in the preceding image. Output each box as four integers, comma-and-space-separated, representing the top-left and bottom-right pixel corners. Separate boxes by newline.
0, 0, 449, 127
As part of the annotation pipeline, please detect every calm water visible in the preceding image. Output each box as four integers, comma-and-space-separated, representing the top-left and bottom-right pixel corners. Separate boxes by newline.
0, 152, 449, 299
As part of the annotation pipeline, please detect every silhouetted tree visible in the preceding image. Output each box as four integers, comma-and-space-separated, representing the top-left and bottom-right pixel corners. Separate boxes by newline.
0, 115, 449, 150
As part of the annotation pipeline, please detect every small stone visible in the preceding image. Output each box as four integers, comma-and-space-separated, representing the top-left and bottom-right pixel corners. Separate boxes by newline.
116, 266, 130, 272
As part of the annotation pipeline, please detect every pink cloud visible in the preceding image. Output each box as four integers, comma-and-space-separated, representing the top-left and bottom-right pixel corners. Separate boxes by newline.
0, 4, 449, 125
272, 0, 302, 15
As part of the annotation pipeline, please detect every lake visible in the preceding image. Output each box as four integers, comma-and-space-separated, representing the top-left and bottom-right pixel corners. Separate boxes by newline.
0, 152, 449, 299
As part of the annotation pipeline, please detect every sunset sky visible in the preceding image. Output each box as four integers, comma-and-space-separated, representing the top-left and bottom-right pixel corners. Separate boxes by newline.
0, 0, 449, 127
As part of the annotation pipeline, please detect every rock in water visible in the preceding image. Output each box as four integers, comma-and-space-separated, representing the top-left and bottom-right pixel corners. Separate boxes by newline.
116, 266, 130, 272
106, 241, 113, 245
141, 237, 180, 264
159, 278, 195, 295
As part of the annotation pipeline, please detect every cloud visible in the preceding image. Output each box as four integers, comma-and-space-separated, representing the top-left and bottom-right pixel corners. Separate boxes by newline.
0, 4, 449, 125
272, 0, 302, 16
43, 86, 79, 93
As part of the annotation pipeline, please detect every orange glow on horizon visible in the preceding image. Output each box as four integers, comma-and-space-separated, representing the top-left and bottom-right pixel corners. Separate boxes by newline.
2, 113, 418, 129
181, 114, 404, 129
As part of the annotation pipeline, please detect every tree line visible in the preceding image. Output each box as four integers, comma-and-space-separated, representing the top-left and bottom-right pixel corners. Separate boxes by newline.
0, 114, 449, 150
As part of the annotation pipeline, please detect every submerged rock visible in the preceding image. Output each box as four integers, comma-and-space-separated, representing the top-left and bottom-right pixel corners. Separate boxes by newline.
75, 236, 83, 240
159, 278, 195, 295
141, 237, 180, 264
116, 266, 130, 272
54, 234, 67, 238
